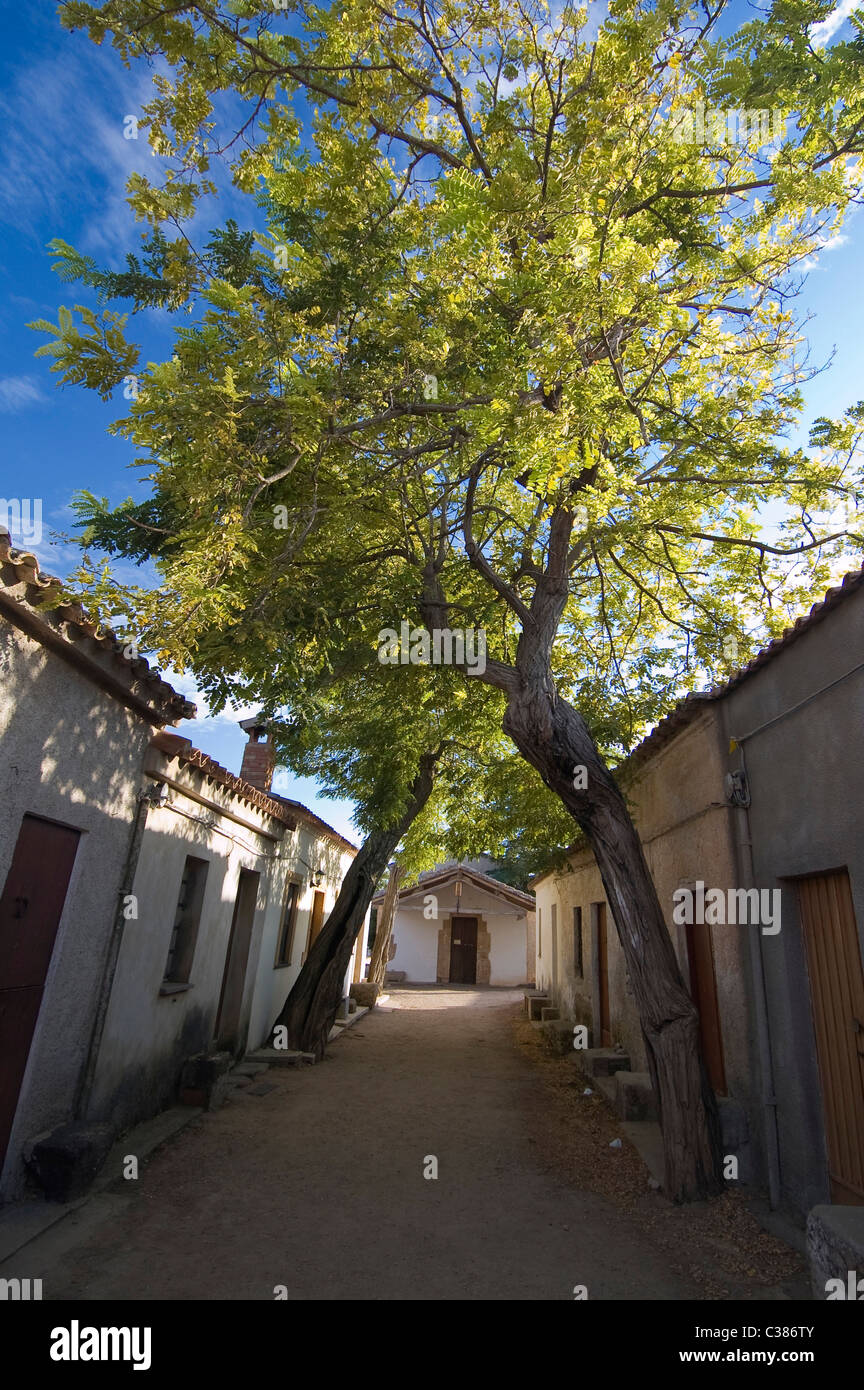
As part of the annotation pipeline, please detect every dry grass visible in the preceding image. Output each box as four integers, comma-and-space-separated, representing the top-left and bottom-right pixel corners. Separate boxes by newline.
514, 1013, 807, 1300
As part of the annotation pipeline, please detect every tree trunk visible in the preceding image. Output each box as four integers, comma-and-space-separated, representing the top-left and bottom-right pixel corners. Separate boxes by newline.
269, 753, 438, 1058
368, 863, 403, 987
503, 677, 724, 1202
470, 503, 723, 1202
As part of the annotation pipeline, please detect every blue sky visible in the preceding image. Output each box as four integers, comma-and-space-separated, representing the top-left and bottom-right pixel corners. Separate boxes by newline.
0, 0, 861, 842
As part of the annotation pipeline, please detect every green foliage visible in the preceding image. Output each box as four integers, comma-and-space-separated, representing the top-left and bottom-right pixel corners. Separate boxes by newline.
34, 0, 864, 853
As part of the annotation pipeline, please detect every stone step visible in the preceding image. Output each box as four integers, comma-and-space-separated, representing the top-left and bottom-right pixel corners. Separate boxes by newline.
245, 1047, 316, 1067
527, 995, 551, 1022
613, 1070, 659, 1122
540, 1006, 560, 1022
580, 1046, 631, 1079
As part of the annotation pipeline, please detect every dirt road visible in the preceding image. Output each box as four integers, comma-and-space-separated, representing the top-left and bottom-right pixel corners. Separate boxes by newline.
9, 987, 739, 1300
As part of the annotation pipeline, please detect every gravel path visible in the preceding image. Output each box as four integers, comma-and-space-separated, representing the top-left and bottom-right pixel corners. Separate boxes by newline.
21, 987, 710, 1300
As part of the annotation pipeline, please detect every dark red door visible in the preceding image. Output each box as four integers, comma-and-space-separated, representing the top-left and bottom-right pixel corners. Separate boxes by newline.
449, 916, 478, 984
215, 869, 259, 1053
0, 815, 80, 1166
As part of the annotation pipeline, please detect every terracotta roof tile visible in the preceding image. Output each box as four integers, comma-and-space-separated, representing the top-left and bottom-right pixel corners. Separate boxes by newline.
625, 560, 864, 772
0, 531, 195, 723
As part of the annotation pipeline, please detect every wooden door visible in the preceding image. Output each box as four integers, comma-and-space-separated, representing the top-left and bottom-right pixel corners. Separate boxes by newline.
597, 903, 612, 1047
685, 922, 727, 1095
215, 869, 259, 1053
304, 890, 326, 961
449, 916, 478, 984
798, 870, 864, 1205
0, 815, 80, 1166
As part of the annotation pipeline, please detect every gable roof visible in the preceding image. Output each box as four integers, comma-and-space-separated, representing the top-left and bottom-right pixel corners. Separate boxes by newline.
373, 863, 534, 911
0, 532, 195, 725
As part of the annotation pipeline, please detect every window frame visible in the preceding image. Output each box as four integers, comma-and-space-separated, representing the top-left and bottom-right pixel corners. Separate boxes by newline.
573, 905, 583, 977
162, 854, 209, 987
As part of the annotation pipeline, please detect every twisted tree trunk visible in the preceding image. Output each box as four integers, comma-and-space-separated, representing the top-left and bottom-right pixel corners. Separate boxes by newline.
269, 753, 438, 1058
368, 863, 403, 987
476, 505, 723, 1202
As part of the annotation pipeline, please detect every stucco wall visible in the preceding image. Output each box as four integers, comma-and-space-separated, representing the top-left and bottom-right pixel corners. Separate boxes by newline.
246, 826, 360, 1051
534, 711, 751, 1148
88, 780, 359, 1132
388, 878, 533, 986
0, 620, 154, 1198
721, 585, 864, 1218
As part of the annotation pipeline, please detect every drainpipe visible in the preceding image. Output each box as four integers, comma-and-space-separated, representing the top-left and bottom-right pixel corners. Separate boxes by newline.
74, 784, 156, 1120
727, 741, 782, 1210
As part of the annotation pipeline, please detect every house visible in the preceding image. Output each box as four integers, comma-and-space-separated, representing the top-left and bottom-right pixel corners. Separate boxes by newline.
532, 564, 864, 1239
84, 724, 362, 1140
374, 859, 535, 986
0, 533, 362, 1201
0, 532, 193, 1198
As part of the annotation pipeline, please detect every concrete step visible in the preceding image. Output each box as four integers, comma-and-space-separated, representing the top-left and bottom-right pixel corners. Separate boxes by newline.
613, 1070, 659, 1122
540, 1006, 560, 1022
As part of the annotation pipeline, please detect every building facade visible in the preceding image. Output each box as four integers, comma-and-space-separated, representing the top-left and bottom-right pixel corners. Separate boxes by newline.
377, 862, 535, 987
0, 533, 361, 1201
533, 567, 864, 1225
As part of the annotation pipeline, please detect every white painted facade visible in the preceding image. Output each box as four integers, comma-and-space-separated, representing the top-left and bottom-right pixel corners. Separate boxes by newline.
87, 735, 362, 1133
380, 866, 535, 987
0, 541, 362, 1199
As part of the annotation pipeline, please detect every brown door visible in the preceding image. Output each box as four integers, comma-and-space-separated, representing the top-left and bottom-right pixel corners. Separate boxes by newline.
449, 916, 478, 984
798, 870, 864, 1204
304, 890, 326, 962
597, 903, 612, 1047
684, 921, 727, 1095
215, 869, 259, 1053
0, 815, 80, 1166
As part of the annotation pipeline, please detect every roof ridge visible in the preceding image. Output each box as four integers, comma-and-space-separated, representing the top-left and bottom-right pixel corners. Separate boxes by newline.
623, 558, 864, 771
0, 530, 195, 721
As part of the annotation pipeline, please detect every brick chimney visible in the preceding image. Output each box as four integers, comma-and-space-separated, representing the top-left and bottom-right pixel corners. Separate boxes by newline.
239, 716, 275, 792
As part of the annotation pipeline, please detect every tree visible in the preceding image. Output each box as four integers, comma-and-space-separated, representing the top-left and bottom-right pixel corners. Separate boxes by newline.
367, 863, 403, 987
38, 0, 864, 1198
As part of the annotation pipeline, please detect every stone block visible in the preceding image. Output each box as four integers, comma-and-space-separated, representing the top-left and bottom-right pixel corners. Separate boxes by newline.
807, 1205, 864, 1299
27, 1122, 116, 1203
349, 981, 381, 1007
179, 1050, 234, 1110
613, 1071, 658, 1122
581, 1047, 631, 1078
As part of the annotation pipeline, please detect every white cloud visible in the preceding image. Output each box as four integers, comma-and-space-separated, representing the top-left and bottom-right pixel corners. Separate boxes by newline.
799, 231, 849, 271
811, 0, 860, 48
0, 375, 46, 412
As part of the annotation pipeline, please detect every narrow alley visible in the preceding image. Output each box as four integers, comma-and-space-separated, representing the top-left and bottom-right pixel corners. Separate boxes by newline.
4, 988, 804, 1302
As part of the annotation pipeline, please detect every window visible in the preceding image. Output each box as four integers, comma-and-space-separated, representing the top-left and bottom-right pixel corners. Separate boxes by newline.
163, 856, 208, 985
275, 881, 300, 966
538, 906, 542, 958
573, 905, 583, 976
